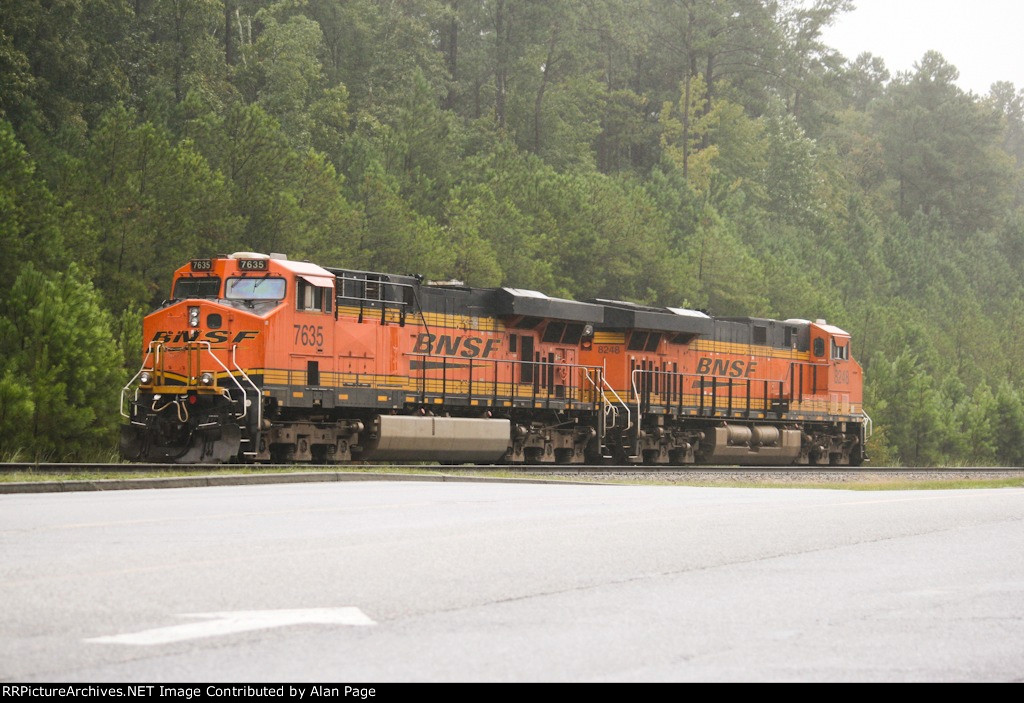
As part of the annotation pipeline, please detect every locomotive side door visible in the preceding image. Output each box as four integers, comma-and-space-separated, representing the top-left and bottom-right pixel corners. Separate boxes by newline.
519, 334, 535, 389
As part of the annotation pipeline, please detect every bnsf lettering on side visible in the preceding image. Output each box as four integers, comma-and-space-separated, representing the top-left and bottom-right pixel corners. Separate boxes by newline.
695, 357, 758, 378
412, 333, 500, 358
151, 331, 259, 344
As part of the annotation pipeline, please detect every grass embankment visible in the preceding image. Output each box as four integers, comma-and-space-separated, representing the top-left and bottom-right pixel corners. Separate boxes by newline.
602, 478, 1024, 490
1, 466, 1023, 491
0, 465, 431, 483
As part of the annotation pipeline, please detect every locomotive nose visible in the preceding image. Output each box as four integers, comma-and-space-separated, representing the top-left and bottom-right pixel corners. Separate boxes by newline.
123, 297, 262, 463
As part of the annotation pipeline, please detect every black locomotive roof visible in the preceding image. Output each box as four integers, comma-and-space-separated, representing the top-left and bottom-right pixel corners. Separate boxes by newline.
718, 316, 808, 327
591, 299, 713, 337
714, 316, 810, 351
491, 288, 604, 323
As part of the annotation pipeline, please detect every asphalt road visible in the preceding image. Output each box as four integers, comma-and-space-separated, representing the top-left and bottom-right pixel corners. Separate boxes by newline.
1, 481, 1022, 682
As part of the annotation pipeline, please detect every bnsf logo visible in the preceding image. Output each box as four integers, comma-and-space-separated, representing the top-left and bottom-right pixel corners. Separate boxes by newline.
412, 333, 500, 358
695, 357, 758, 378
151, 331, 260, 344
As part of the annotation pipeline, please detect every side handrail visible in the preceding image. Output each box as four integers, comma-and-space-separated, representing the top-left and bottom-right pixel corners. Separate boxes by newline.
582, 368, 615, 422
600, 374, 631, 432
231, 344, 262, 433
190, 341, 249, 420
628, 364, 859, 418
120, 342, 161, 418
120, 341, 256, 424
629, 368, 803, 403
405, 352, 603, 403
582, 367, 621, 442
332, 273, 425, 331
628, 368, 645, 459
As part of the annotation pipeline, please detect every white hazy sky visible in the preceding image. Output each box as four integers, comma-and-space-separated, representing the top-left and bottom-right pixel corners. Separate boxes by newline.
820, 0, 1024, 96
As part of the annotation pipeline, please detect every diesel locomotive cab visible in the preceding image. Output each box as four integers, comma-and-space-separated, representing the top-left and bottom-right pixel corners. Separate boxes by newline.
120, 253, 291, 462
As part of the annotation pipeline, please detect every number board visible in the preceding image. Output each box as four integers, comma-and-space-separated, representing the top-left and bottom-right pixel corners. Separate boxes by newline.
191, 259, 213, 271
237, 259, 268, 271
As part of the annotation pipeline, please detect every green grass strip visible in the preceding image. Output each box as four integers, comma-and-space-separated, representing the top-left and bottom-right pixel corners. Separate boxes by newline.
1, 467, 1022, 491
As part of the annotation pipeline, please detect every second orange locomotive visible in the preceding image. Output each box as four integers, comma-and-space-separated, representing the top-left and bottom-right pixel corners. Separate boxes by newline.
121, 252, 867, 465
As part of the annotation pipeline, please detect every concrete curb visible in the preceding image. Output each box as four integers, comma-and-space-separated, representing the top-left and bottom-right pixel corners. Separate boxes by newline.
0, 471, 605, 494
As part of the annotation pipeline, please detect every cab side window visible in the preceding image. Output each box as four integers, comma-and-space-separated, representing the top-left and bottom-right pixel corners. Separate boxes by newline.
830, 338, 849, 360
297, 279, 332, 313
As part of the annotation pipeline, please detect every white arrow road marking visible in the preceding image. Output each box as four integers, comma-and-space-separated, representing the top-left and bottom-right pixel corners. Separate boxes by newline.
85, 607, 375, 646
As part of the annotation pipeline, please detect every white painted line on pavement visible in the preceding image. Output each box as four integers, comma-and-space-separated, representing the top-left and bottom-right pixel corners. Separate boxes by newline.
85, 607, 376, 645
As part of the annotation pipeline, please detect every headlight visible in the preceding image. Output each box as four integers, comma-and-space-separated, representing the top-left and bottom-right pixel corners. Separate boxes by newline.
199, 372, 214, 386
139, 371, 152, 385
188, 306, 200, 328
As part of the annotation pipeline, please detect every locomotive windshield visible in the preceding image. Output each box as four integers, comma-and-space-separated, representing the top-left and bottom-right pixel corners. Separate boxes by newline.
225, 276, 286, 300
174, 277, 221, 299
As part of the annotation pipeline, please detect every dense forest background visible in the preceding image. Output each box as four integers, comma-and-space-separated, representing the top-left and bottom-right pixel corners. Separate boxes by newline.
2, 0, 1023, 465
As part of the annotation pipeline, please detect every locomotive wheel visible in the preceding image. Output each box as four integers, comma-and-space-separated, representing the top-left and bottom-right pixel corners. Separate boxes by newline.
270, 444, 296, 463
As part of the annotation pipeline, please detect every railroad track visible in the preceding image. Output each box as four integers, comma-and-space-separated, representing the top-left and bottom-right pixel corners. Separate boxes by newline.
2, 462, 1023, 474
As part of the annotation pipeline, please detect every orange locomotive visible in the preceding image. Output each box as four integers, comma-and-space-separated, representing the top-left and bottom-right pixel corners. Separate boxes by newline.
121, 253, 868, 465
